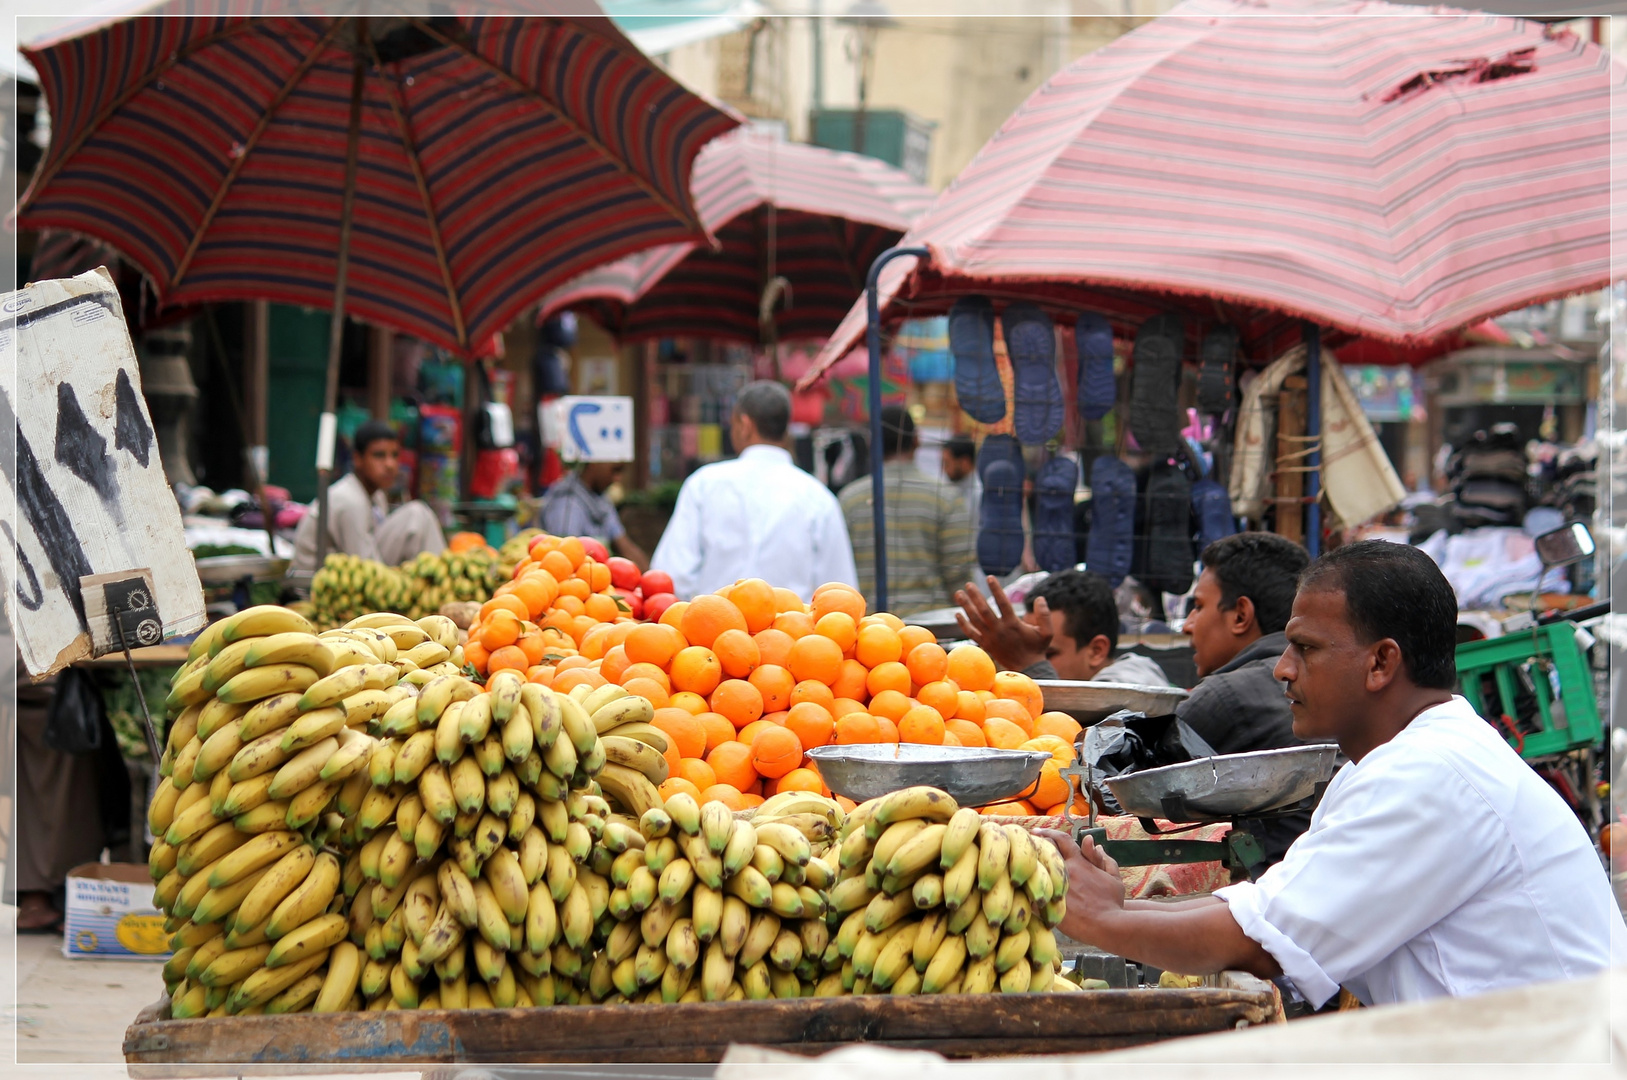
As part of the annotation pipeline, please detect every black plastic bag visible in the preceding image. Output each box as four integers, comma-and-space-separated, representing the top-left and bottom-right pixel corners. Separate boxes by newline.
44, 667, 105, 755
1081, 709, 1216, 815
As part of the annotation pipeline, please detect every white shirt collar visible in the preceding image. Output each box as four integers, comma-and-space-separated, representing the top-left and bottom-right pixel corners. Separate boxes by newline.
738, 444, 792, 463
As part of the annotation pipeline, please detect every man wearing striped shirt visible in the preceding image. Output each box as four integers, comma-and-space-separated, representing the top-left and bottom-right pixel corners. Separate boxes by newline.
840, 406, 978, 617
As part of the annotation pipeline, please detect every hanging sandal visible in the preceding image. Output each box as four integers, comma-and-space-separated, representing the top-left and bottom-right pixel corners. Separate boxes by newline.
976, 434, 1026, 577
1128, 313, 1184, 455
1075, 311, 1116, 421
1032, 455, 1080, 573
1001, 302, 1063, 445
950, 296, 1004, 424
1197, 325, 1238, 416
1085, 454, 1137, 588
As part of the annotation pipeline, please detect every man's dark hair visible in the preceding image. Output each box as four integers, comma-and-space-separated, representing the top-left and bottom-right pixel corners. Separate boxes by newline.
1299, 541, 1458, 690
944, 434, 976, 462
734, 381, 791, 441
879, 405, 917, 459
352, 419, 399, 455
1030, 569, 1118, 652
1200, 532, 1311, 635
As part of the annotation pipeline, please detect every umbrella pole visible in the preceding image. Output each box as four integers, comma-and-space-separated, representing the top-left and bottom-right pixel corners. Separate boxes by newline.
313, 31, 368, 573
1304, 321, 1322, 559
864, 246, 929, 613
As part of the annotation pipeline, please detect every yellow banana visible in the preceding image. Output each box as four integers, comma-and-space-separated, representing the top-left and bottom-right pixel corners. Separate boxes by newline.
190, 865, 273, 925
435, 699, 467, 763
285, 776, 341, 829
1005, 824, 1039, 887
983, 870, 1015, 928
170, 735, 204, 789
226, 731, 293, 784
297, 665, 370, 711
484, 848, 530, 924
599, 721, 669, 755
266, 912, 348, 968
202, 638, 258, 694
148, 776, 182, 836
244, 631, 335, 676
195, 697, 249, 742
753, 822, 813, 867
558, 694, 599, 756
280, 706, 346, 752
415, 674, 477, 729
521, 684, 562, 749
501, 707, 534, 762
233, 800, 292, 835
237, 692, 302, 742
266, 736, 339, 800
943, 843, 979, 910
473, 880, 512, 951
267, 851, 341, 939
869, 921, 920, 989
417, 762, 456, 824
227, 951, 329, 1012
393, 729, 437, 784
450, 754, 486, 815
164, 665, 213, 713
378, 696, 420, 737
887, 822, 948, 880
400, 641, 450, 668
340, 688, 395, 728
208, 830, 303, 889
264, 972, 326, 1014
865, 786, 959, 839
220, 605, 315, 644
977, 822, 1012, 891
216, 663, 322, 706
998, 958, 1032, 993
597, 763, 661, 818
600, 735, 668, 784
319, 726, 375, 782
163, 796, 222, 847
199, 943, 273, 988
176, 821, 249, 877
487, 670, 524, 721
589, 695, 655, 734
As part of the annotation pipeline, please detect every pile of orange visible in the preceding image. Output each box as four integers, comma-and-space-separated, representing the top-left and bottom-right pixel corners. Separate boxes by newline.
460, 533, 636, 680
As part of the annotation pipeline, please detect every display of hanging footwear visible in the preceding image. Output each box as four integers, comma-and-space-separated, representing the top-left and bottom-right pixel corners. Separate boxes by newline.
950, 296, 1004, 424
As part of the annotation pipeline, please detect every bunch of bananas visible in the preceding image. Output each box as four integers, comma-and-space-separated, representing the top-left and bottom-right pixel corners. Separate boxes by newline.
567, 683, 671, 819
828, 787, 1073, 995
398, 548, 500, 619
575, 790, 846, 1004
148, 607, 462, 1018
311, 549, 501, 629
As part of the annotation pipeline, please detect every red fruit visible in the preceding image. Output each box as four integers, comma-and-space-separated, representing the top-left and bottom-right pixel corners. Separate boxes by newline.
580, 537, 610, 564
644, 592, 678, 623
641, 570, 675, 597
607, 557, 641, 591
613, 588, 645, 620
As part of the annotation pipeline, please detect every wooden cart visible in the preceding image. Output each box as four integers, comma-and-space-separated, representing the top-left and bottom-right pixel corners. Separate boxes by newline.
124, 976, 1279, 1073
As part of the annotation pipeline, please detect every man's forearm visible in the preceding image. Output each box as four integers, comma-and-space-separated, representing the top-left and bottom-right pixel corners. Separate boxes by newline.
1066, 902, 1281, 980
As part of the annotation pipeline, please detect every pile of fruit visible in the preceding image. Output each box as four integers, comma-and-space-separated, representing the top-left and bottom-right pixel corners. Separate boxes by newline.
310, 548, 502, 628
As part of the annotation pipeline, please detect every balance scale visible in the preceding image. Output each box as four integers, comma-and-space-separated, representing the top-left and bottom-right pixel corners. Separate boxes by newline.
1059, 745, 1340, 880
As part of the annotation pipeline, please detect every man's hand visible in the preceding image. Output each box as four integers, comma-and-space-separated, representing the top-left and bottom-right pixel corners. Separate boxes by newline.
954, 576, 1052, 672
1035, 828, 1127, 946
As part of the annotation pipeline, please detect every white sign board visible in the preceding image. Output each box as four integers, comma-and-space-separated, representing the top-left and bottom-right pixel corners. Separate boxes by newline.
2, 268, 206, 678
540, 396, 634, 463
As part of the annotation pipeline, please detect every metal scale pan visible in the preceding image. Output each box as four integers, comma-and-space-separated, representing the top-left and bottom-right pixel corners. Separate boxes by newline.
1036, 680, 1190, 724
1103, 745, 1341, 823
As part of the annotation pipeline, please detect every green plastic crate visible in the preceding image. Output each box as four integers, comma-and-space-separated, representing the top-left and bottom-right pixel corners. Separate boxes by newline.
1456, 622, 1601, 760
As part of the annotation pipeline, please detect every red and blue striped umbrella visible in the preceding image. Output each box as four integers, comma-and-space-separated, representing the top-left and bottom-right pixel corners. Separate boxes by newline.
18, 7, 739, 355
539, 130, 935, 344
802, 0, 1621, 384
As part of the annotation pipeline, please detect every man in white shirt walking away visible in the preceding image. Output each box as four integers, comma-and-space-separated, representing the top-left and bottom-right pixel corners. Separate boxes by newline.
651, 381, 857, 601
1043, 541, 1622, 1009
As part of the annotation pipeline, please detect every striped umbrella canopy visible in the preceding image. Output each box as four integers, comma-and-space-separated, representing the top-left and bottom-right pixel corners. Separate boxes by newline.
539, 130, 935, 345
801, 0, 1621, 386
16, 4, 740, 356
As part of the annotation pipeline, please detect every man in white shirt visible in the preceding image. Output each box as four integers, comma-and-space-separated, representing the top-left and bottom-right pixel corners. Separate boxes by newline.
1042, 541, 1621, 1009
650, 381, 857, 601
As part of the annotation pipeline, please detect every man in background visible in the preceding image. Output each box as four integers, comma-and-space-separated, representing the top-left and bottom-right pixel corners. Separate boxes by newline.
652, 381, 856, 601
293, 419, 445, 571
955, 570, 1172, 685
840, 406, 978, 617
539, 461, 648, 569
941, 434, 981, 526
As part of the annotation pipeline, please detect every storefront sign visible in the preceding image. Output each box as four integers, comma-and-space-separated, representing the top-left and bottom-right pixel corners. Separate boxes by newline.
540, 395, 635, 463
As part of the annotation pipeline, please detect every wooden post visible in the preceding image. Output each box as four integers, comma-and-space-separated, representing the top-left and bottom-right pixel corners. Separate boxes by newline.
367, 325, 393, 421
1276, 375, 1306, 544
243, 301, 269, 450
634, 340, 655, 490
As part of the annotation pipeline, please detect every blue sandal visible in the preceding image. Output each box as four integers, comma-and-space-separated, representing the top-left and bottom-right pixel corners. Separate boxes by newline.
950, 296, 1004, 424
976, 434, 1026, 577
1075, 311, 1116, 421
1002, 303, 1063, 445
1033, 456, 1080, 573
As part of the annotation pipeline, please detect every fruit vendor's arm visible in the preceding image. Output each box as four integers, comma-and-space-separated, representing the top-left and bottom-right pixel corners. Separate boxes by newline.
1036, 829, 1281, 981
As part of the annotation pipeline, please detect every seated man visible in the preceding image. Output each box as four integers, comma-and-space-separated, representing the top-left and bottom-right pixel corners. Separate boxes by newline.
538, 461, 648, 570
954, 570, 1171, 685
293, 420, 445, 571
1042, 542, 1623, 1008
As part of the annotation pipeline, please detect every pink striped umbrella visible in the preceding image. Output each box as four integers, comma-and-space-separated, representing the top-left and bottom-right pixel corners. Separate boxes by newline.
539, 130, 935, 344
801, 0, 1620, 386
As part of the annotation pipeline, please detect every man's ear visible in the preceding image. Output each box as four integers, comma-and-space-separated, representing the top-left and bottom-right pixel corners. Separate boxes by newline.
1229, 595, 1258, 637
1085, 634, 1113, 666
1366, 638, 1405, 692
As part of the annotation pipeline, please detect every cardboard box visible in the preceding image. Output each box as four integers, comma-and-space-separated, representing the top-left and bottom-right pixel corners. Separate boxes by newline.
62, 862, 171, 960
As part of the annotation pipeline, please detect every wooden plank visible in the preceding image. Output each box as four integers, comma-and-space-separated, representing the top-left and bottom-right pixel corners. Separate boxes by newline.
124, 989, 1274, 1069
1276, 375, 1306, 543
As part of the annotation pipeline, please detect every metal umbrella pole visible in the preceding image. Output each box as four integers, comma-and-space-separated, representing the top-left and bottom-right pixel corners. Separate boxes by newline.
312, 22, 367, 572
1303, 321, 1322, 559
863, 246, 929, 613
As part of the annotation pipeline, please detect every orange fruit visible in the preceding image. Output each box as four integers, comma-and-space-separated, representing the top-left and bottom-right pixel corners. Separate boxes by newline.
623, 677, 670, 710
696, 712, 736, 754
578, 622, 614, 660
590, 562, 612, 593
904, 642, 949, 686
773, 767, 826, 795
1032, 762, 1070, 809
829, 659, 869, 701
706, 741, 757, 791
760, 710, 790, 727
677, 757, 718, 791
749, 726, 804, 779
570, 614, 599, 644
584, 593, 620, 624
525, 665, 554, 686
993, 671, 1045, 721
942, 730, 962, 747
621, 662, 672, 691
518, 635, 549, 668
981, 800, 1037, 817
898, 706, 946, 744
728, 578, 777, 634
555, 535, 585, 567
600, 644, 632, 685
659, 600, 690, 631
898, 625, 936, 654
558, 577, 592, 603
945, 644, 997, 692
625, 623, 684, 669
681, 594, 748, 650
700, 783, 749, 811
954, 690, 986, 723
1034, 711, 1083, 744
811, 586, 865, 623
813, 612, 858, 654
863, 612, 905, 631
748, 665, 795, 713
512, 575, 557, 618
737, 719, 780, 747
772, 611, 815, 639
652, 708, 706, 759
479, 610, 522, 650
553, 667, 606, 693
834, 711, 881, 745
481, 594, 530, 622
1021, 734, 1075, 766
867, 689, 912, 722
713, 629, 760, 679
835, 794, 858, 813
771, 587, 806, 614
659, 776, 703, 803
784, 701, 835, 750
916, 679, 960, 720
787, 633, 843, 685
710, 679, 765, 730
982, 716, 1029, 750
789, 679, 836, 713
946, 718, 987, 747
753, 628, 795, 668
462, 640, 490, 673
865, 662, 911, 698
854, 624, 903, 668
555, 654, 593, 672
670, 647, 723, 696
552, 593, 586, 618
983, 698, 1034, 735
874, 715, 900, 743
488, 644, 529, 673
539, 549, 574, 582
668, 691, 709, 716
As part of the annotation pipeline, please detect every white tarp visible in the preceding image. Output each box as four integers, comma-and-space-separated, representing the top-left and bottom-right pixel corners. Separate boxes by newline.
2, 268, 205, 677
